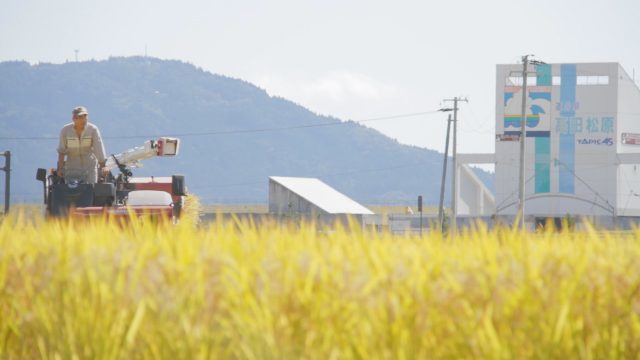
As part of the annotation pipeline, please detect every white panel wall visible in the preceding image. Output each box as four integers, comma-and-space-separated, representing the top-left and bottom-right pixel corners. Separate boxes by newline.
457, 164, 495, 216
616, 64, 640, 216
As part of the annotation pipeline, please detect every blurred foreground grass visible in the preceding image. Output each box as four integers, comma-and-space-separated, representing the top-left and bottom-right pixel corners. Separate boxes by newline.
0, 212, 639, 359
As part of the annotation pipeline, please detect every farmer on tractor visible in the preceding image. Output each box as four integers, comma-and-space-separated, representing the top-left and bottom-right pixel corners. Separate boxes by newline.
57, 106, 109, 183
39, 110, 184, 218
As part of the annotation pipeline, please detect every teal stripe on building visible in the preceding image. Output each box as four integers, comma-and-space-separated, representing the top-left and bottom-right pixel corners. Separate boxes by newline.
534, 63, 551, 193
536, 64, 552, 86
559, 64, 577, 194
535, 137, 550, 192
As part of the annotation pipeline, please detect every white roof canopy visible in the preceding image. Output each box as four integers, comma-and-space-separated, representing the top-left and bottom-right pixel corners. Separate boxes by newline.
270, 176, 374, 215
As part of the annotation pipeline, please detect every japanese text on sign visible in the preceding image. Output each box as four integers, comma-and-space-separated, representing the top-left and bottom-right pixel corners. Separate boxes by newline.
555, 117, 614, 135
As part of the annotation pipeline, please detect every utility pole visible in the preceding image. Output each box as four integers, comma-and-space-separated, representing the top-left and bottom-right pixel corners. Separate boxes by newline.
438, 114, 452, 231
1, 151, 10, 214
443, 97, 468, 235
74, 49, 79, 62
518, 55, 530, 230
418, 195, 423, 236
517, 55, 545, 231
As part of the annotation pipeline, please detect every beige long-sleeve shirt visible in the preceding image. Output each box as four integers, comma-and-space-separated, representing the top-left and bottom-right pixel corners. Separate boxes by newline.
57, 122, 107, 183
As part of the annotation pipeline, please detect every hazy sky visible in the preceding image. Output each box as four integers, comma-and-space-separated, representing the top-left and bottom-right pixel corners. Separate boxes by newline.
2, 0, 639, 161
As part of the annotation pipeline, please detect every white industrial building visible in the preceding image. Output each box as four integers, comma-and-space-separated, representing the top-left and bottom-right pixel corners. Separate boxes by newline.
268, 176, 374, 225
458, 62, 640, 226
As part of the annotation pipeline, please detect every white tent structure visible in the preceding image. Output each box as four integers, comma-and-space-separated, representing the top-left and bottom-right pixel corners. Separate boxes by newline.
268, 176, 373, 225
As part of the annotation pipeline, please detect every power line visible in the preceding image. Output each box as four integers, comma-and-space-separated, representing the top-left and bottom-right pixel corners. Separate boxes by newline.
5, 109, 640, 142
0, 110, 442, 141
462, 103, 494, 133
188, 161, 438, 191
7, 160, 455, 200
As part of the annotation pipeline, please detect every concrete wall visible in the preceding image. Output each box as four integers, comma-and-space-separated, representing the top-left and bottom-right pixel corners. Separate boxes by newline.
197, 211, 640, 231
199, 212, 366, 228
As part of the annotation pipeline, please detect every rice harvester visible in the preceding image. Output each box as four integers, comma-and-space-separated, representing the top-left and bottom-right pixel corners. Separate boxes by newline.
36, 137, 186, 221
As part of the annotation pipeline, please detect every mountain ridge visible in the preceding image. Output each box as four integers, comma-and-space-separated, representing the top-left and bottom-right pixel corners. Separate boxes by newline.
0, 56, 493, 205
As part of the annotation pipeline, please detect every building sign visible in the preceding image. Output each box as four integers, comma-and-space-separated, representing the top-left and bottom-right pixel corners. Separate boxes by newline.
495, 62, 625, 216
555, 116, 614, 135
576, 137, 614, 146
622, 132, 640, 145
496, 133, 520, 142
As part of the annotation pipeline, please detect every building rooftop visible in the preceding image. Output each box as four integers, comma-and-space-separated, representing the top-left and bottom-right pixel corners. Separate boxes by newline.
269, 176, 374, 215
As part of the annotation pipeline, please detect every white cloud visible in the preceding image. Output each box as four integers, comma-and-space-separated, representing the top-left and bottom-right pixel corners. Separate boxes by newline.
255, 71, 400, 118
303, 71, 395, 102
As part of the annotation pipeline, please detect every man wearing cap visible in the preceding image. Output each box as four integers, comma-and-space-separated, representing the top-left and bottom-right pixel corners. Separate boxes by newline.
57, 106, 109, 183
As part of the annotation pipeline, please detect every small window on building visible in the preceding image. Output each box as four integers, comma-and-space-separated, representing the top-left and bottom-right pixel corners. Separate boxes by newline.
577, 76, 588, 85
506, 76, 521, 86
577, 75, 610, 85
506, 76, 537, 86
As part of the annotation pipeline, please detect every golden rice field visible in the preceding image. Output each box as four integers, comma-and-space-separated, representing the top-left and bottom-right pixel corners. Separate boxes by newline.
0, 212, 639, 359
